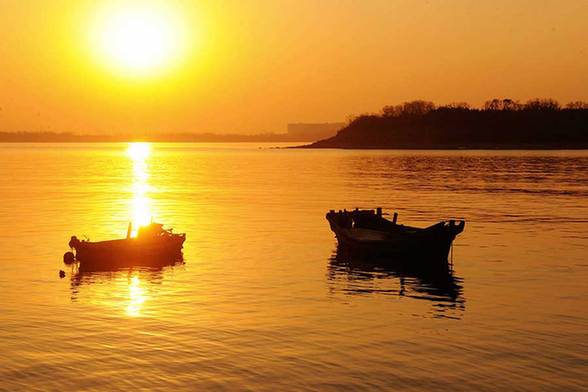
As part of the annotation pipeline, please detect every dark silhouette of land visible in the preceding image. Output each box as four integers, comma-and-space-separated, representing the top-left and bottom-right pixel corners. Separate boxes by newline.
303, 99, 588, 149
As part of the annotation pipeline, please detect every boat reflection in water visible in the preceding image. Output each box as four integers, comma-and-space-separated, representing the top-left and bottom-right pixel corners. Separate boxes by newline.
327, 245, 465, 319
68, 262, 184, 317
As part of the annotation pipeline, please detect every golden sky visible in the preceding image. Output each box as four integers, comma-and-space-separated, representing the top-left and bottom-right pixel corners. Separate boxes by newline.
0, 0, 587, 134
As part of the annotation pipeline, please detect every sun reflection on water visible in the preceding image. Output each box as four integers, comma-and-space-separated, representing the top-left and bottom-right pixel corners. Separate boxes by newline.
126, 275, 147, 317
127, 143, 153, 236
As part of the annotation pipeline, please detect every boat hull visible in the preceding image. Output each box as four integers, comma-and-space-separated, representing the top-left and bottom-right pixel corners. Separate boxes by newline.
74, 236, 185, 270
326, 210, 464, 263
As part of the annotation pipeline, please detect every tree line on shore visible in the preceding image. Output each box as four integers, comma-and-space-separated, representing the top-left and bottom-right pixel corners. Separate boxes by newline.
308, 98, 588, 148
380, 98, 588, 117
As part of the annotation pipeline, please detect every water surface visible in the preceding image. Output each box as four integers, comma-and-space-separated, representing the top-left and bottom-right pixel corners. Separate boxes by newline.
0, 143, 587, 390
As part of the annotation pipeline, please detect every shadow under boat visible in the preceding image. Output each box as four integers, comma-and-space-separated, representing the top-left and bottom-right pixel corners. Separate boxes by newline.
70, 252, 185, 273
327, 245, 465, 316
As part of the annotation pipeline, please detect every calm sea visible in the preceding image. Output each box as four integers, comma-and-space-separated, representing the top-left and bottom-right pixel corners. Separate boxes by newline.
0, 143, 587, 391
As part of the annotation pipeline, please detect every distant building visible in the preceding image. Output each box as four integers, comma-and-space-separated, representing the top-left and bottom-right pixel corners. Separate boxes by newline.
287, 122, 345, 141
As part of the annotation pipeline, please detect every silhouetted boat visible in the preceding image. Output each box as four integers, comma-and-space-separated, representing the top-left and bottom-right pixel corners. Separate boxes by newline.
67, 222, 185, 270
326, 208, 464, 261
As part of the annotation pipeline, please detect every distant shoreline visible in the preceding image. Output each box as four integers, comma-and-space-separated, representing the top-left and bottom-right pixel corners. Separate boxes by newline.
0, 132, 308, 144
295, 142, 588, 150
1, 141, 587, 151
296, 145, 588, 150
1, 138, 588, 150
0, 140, 303, 144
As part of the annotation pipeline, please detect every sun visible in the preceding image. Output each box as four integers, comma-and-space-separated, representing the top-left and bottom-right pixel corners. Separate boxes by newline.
90, 3, 187, 77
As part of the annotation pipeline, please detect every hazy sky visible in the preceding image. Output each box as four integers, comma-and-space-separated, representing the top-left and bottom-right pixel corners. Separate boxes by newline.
1, 0, 587, 134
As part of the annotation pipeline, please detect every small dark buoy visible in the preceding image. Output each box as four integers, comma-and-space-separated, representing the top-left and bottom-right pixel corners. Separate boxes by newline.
59, 270, 66, 278
63, 251, 75, 264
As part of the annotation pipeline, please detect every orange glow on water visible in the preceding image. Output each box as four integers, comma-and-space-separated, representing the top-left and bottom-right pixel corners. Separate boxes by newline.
126, 275, 147, 317
128, 143, 153, 235
1, 144, 588, 390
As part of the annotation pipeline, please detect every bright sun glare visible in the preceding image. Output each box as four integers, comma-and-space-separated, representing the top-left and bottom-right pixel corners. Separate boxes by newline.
127, 143, 152, 235
91, 3, 186, 77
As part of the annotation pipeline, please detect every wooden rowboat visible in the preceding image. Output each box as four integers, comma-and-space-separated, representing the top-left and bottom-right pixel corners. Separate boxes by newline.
67, 222, 185, 270
326, 208, 464, 262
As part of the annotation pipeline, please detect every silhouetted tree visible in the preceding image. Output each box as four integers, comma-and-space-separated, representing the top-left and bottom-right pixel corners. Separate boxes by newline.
484, 99, 502, 110
524, 98, 560, 111
502, 99, 523, 111
442, 102, 471, 110
382, 101, 435, 117
381, 104, 403, 117
484, 98, 522, 111
401, 100, 435, 116
566, 101, 588, 109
